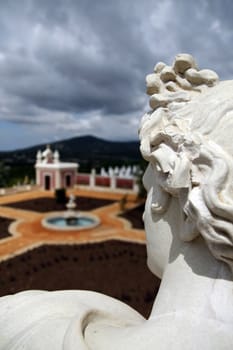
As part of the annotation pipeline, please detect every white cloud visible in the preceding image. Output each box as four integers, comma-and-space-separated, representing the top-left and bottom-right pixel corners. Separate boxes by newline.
0, 0, 233, 149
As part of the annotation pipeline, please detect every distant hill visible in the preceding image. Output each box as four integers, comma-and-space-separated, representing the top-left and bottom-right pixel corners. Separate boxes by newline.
0, 135, 142, 170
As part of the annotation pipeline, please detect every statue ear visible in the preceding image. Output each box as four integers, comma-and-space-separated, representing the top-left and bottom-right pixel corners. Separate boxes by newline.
190, 162, 208, 187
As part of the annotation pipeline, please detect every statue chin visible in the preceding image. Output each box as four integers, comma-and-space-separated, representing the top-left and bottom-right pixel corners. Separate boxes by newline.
1, 53, 233, 349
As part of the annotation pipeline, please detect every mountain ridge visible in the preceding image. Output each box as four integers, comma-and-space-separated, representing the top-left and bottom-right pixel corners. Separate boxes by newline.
0, 135, 138, 153
0, 135, 142, 169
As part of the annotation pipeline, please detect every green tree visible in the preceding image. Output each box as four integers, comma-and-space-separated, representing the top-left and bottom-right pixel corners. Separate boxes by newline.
0, 162, 10, 187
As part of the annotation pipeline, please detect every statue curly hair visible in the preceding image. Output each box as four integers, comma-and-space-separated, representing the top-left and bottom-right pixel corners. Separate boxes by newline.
140, 54, 233, 273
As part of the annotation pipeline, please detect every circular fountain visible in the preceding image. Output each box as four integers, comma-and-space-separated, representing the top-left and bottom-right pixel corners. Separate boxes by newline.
42, 194, 100, 231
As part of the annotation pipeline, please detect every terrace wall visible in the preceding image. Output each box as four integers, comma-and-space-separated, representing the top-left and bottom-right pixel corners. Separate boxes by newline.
76, 171, 138, 192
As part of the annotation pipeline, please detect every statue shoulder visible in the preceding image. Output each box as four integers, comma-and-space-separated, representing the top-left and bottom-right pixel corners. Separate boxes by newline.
0, 290, 143, 350
85, 311, 233, 350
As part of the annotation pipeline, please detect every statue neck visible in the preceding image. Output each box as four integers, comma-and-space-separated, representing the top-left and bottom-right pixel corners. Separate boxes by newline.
150, 236, 233, 323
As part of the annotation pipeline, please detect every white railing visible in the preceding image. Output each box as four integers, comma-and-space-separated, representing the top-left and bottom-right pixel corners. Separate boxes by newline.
76, 169, 139, 193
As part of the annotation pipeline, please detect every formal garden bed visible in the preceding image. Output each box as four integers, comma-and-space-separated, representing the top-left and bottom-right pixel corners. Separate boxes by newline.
119, 203, 145, 229
0, 241, 160, 318
0, 217, 13, 239
2, 196, 116, 213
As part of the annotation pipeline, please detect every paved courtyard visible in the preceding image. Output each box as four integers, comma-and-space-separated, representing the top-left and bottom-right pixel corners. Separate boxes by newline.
0, 188, 146, 261
0, 188, 161, 318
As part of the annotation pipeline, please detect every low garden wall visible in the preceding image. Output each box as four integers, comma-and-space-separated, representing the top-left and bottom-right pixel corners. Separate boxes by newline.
76, 172, 137, 192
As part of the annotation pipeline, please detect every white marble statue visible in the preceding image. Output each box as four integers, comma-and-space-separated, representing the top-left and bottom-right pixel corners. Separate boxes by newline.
0, 54, 233, 349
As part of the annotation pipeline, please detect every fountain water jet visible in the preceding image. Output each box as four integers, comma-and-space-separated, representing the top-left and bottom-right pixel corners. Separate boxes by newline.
42, 194, 100, 231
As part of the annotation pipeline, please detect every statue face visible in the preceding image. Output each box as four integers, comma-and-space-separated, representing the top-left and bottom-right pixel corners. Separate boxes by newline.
143, 154, 191, 278
143, 164, 171, 278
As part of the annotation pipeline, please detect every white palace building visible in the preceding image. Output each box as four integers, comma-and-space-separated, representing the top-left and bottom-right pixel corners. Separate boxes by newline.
35, 145, 78, 191
35, 145, 139, 193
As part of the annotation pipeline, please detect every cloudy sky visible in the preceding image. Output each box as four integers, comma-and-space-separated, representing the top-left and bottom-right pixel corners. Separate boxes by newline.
0, 0, 233, 150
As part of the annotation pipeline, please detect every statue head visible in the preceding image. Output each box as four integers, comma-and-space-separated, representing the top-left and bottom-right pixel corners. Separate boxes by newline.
139, 54, 233, 277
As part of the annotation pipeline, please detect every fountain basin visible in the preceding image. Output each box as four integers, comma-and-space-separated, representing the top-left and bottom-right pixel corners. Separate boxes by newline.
42, 211, 100, 231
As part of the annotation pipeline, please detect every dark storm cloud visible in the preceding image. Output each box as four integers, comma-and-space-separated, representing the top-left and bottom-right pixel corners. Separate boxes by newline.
0, 0, 151, 120
0, 0, 233, 148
